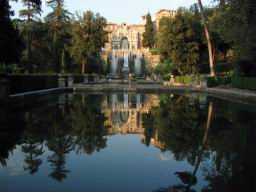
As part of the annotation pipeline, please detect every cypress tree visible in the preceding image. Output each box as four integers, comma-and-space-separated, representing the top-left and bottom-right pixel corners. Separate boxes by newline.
142, 13, 155, 49
20, 0, 42, 73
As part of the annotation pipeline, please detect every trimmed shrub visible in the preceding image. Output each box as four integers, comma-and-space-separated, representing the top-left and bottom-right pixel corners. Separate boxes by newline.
175, 75, 192, 85
163, 73, 172, 81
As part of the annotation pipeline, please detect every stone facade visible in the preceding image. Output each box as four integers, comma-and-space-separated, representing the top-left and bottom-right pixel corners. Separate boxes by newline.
104, 23, 145, 51
102, 9, 177, 70
104, 9, 177, 51
155, 9, 177, 30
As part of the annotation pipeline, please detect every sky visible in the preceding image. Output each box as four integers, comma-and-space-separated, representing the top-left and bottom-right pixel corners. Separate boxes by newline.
11, 0, 215, 24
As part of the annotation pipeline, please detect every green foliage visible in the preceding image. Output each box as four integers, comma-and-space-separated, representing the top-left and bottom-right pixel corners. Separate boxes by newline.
153, 60, 171, 76
71, 11, 107, 74
216, 0, 256, 64
157, 9, 201, 75
45, 0, 72, 73
19, 0, 42, 73
142, 13, 155, 48
149, 49, 158, 55
175, 75, 192, 85
162, 73, 172, 81
19, 0, 42, 20
0, 64, 24, 74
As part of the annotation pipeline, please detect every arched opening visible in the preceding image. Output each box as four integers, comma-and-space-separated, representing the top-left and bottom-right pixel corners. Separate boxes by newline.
120, 37, 129, 50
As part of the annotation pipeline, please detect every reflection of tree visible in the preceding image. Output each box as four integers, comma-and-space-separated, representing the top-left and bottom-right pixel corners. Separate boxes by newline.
47, 133, 73, 182
142, 111, 155, 146
174, 102, 213, 192
201, 101, 256, 192
151, 96, 212, 192
21, 113, 45, 174
70, 95, 107, 155
0, 126, 23, 166
47, 105, 73, 182
22, 140, 44, 174
151, 95, 256, 192
158, 96, 204, 163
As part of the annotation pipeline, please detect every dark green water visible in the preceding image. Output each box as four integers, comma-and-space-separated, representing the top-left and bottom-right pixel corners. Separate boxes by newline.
0, 93, 256, 192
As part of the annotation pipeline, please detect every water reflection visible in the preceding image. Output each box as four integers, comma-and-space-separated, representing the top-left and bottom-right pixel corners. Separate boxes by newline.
0, 93, 256, 192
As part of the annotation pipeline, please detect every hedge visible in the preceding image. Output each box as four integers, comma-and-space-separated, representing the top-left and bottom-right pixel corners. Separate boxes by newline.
232, 76, 256, 90
206, 76, 231, 88
9, 74, 59, 95
73, 74, 85, 84
174, 75, 232, 87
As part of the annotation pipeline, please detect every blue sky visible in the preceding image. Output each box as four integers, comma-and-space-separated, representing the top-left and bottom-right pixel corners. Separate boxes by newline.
11, 0, 215, 24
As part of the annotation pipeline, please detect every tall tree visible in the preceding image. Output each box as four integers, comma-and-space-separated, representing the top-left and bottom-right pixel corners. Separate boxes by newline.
142, 13, 155, 49
216, 0, 256, 76
71, 11, 106, 74
19, 0, 42, 73
46, 0, 71, 73
0, 0, 23, 66
198, 0, 215, 76
157, 10, 201, 75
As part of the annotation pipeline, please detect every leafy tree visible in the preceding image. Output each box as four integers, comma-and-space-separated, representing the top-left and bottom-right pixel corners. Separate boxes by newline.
142, 13, 155, 48
157, 10, 201, 75
0, 0, 23, 66
19, 0, 42, 73
71, 11, 106, 74
19, 0, 42, 21
215, 0, 256, 76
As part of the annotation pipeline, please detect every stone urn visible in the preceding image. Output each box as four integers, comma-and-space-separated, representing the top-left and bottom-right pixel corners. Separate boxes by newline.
68, 74, 74, 87
58, 74, 66, 88
170, 75, 175, 85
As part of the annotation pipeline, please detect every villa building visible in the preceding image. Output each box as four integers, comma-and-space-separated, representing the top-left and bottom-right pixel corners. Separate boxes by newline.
103, 9, 177, 51
102, 9, 177, 75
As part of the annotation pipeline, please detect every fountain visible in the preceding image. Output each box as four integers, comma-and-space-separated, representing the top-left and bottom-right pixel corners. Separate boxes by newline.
122, 51, 129, 79
111, 50, 118, 76
135, 52, 142, 76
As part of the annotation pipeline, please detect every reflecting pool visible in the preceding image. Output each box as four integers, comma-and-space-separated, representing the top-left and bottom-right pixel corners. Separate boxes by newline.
1, 93, 256, 192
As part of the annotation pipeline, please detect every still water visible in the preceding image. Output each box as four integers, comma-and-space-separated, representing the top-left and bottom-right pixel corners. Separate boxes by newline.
0, 93, 256, 192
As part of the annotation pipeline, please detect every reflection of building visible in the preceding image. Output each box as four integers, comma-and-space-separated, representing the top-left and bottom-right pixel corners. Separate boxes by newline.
101, 94, 159, 135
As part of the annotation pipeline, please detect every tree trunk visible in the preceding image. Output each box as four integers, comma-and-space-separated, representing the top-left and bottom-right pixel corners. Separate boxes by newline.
82, 59, 85, 74
198, 0, 215, 77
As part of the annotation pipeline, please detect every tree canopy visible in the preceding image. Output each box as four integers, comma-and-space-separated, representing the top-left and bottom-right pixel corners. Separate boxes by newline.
157, 10, 201, 75
71, 11, 107, 74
